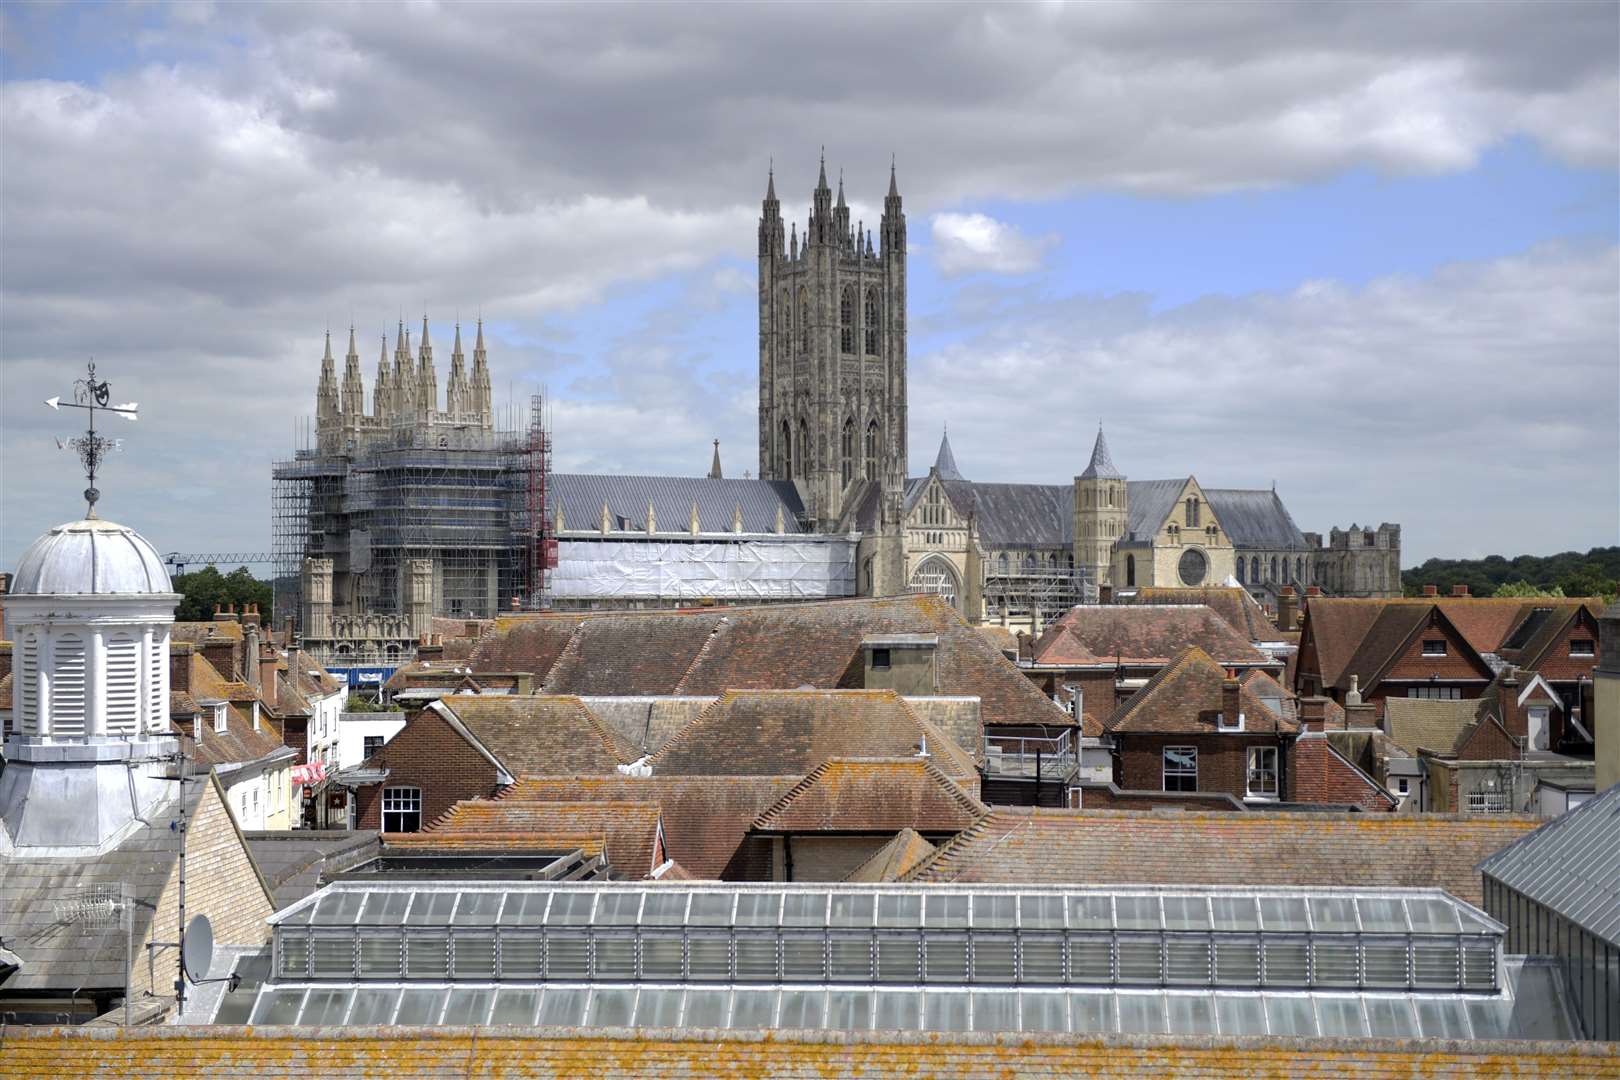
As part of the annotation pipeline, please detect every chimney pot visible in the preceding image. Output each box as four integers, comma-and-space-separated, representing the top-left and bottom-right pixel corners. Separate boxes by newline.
1305, 586, 1322, 597
1422, 584, 1439, 597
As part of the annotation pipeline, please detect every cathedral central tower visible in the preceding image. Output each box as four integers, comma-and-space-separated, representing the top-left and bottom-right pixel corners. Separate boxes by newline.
758, 155, 907, 530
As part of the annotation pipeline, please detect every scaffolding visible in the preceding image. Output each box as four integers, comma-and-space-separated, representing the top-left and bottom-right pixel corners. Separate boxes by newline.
271, 396, 551, 628
983, 567, 1090, 626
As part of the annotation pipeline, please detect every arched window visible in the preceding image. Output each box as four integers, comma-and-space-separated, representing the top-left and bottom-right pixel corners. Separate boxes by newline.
1296, 557, 1304, 582
797, 419, 810, 477
864, 288, 879, 353
1250, 556, 1260, 583
782, 288, 791, 339
840, 417, 855, 485
1126, 554, 1136, 587
780, 420, 793, 477
799, 288, 810, 352
908, 555, 962, 612
998, 553, 1009, 574
1270, 556, 1279, 581
1024, 553, 1037, 571
1185, 497, 1200, 527
1237, 557, 1246, 584
839, 287, 854, 353
864, 421, 880, 480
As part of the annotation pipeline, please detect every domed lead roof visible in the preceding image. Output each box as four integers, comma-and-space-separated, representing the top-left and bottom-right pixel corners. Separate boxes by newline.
10, 518, 173, 595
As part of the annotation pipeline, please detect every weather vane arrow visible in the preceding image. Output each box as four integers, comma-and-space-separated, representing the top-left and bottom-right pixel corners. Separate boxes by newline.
45, 360, 139, 518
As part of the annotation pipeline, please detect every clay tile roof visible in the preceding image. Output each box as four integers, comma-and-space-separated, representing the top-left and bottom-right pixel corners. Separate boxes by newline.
751, 758, 986, 834
1105, 647, 1297, 735
438, 695, 641, 775
395, 799, 662, 877
501, 774, 798, 879
1033, 605, 1270, 667
648, 689, 978, 779
907, 807, 1538, 904
1125, 587, 1275, 642
171, 620, 245, 645
842, 828, 940, 882
1382, 697, 1480, 755
474, 595, 1068, 729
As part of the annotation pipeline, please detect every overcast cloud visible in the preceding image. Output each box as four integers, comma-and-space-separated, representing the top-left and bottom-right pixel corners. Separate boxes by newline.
1, 1, 1616, 566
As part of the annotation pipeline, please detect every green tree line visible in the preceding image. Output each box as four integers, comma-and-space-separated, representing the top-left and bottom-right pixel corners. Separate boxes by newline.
1402, 546, 1620, 602
172, 565, 273, 623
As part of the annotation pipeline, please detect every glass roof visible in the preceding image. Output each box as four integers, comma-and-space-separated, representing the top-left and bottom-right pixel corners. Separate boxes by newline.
240, 981, 1573, 1041
273, 882, 1503, 935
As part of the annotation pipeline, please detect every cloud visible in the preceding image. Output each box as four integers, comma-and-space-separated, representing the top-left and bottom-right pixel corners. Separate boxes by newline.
931, 212, 1057, 276
908, 243, 1620, 562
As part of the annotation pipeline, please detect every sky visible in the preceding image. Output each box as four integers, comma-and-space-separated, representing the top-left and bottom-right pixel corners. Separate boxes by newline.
2, 1, 1616, 569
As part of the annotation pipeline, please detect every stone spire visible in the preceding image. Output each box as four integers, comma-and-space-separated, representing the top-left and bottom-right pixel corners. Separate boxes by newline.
417, 314, 437, 416
708, 438, 723, 479
341, 325, 365, 420
1079, 425, 1121, 480
374, 333, 392, 418
392, 320, 415, 417
932, 427, 963, 481
759, 160, 783, 259
882, 156, 905, 256
471, 318, 493, 427
812, 146, 832, 244
446, 321, 469, 417
316, 330, 339, 430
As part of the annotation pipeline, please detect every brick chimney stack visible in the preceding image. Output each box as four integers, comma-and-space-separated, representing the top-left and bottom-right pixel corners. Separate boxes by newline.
1305, 585, 1322, 597
1222, 678, 1241, 727
1422, 584, 1439, 597
170, 641, 194, 693
1276, 587, 1298, 632
1298, 696, 1327, 733
259, 641, 278, 709
1452, 584, 1470, 597
1497, 667, 1524, 739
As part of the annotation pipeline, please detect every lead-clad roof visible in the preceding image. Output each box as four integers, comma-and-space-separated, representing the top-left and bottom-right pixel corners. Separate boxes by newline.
552, 474, 806, 534
10, 517, 173, 595
1479, 781, 1620, 947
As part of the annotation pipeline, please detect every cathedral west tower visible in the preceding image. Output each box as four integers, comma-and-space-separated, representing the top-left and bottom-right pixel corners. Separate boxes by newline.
758, 155, 907, 530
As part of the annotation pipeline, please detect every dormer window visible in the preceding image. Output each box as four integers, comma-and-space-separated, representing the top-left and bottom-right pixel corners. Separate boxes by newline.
213, 703, 229, 733
1217, 711, 1244, 732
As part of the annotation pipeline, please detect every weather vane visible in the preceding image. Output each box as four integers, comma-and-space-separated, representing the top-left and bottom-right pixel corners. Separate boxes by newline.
45, 360, 139, 518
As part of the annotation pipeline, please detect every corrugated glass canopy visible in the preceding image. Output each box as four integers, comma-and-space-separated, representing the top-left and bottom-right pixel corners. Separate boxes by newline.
269, 883, 1503, 995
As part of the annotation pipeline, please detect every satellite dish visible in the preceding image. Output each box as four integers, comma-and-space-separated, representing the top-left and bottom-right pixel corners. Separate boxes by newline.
182, 914, 214, 983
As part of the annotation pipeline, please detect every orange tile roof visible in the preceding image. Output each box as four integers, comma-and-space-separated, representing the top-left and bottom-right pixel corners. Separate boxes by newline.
750, 758, 986, 834
400, 799, 663, 877
1105, 647, 1297, 735
907, 806, 1537, 904
438, 695, 642, 775
1126, 586, 1277, 641
842, 828, 939, 882
648, 688, 978, 779
4, 1025, 1613, 1078
1033, 604, 1269, 667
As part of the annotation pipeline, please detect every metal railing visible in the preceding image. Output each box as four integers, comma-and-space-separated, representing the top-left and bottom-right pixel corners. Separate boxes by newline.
982, 731, 1077, 781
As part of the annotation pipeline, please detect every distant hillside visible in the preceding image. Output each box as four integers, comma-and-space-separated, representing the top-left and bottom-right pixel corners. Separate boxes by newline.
1402, 546, 1620, 601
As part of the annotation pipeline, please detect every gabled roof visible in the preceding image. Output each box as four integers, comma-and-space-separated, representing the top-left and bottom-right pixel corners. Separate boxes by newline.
1105, 647, 1296, 735
500, 775, 798, 879
551, 473, 806, 534
1123, 479, 1189, 543
750, 758, 985, 834
841, 828, 938, 882
174, 652, 287, 768
1382, 697, 1479, 756
1032, 605, 1270, 668
1125, 587, 1275, 642
474, 595, 1068, 731
648, 689, 978, 779
392, 800, 663, 878
436, 696, 642, 776
1202, 488, 1306, 550
1479, 782, 1620, 946
1332, 603, 1491, 695
1508, 602, 1603, 670
1292, 734, 1398, 812
907, 807, 1538, 904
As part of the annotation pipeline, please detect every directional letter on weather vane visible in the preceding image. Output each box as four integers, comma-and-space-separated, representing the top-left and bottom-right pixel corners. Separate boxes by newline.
45, 360, 139, 518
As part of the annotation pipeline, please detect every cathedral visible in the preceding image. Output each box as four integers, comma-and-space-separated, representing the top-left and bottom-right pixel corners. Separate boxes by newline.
284, 158, 1399, 643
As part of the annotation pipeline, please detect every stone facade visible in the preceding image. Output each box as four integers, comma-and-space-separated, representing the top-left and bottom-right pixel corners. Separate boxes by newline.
758, 158, 907, 532
1305, 523, 1402, 598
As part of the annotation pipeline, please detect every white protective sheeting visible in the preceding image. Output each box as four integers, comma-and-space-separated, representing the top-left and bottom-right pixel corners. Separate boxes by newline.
552, 538, 856, 600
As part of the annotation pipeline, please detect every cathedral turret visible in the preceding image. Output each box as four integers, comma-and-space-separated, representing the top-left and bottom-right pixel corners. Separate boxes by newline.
374, 333, 392, 419
835, 171, 851, 250
811, 149, 833, 245
392, 321, 416, 419
316, 330, 340, 437
1075, 426, 1128, 591
417, 315, 438, 417
471, 318, 493, 427
758, 164, 783, 258
341, 325, 365, 423
447, 322, 469, 417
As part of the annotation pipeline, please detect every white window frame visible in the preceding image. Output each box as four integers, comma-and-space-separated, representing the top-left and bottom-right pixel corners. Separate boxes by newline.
1245, 746, 1278, 800
1162, 746, 1197, 792
382, 786, 423, 833
1569, 639, 1595, 658
213, 702, 229, 734
1421, 640, 1447, 657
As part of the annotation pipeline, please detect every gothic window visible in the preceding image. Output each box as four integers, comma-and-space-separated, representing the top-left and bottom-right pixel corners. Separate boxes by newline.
840, 287, 854, 354
799, 288, 810, 353
781, 420, 793, 477
1178, 548, 1208, 586
1107, 486, 1115, 508
1237, 557, 1246, 584
1185, 497, 1200, 527
864, 421, 879, 480
1271, 556, 1279, 581
864, 288, 879, 353
1296, 557, 1304, 582
1126, 554, 1136, 587
797, 419, 810, 477
782, 288, 791, 339
998, 553, 1009, 574
841, 417, 855, 485
909, 556, 961, 613
1251, 556, 1260, 582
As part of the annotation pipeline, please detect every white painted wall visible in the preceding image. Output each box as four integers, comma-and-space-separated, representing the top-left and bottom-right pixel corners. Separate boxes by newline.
338, 711, 408, 770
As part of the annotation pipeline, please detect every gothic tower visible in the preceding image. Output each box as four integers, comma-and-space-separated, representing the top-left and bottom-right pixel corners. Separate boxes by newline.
758, 154, 907, 530
1075, 427, 1127, 590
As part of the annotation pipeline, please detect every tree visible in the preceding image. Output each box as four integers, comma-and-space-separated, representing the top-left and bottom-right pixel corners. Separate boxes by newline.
1492, 581, 1565, 599
172, 565, 273, 622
